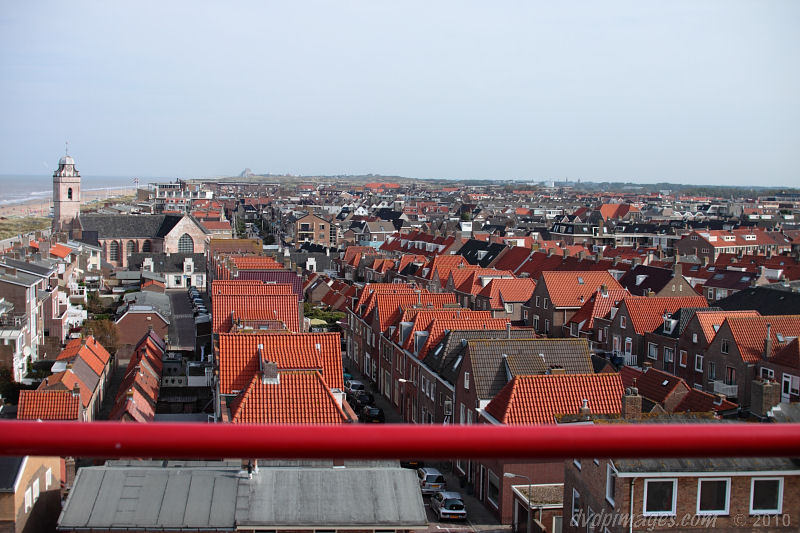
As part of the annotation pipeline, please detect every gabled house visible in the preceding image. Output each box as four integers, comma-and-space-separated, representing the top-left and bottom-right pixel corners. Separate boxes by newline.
215, 332, 344, 421
618, 263, 696, 297
470, 373, 624, 524
619, 365, 737, 416
527, 271, 623, 336
604, 295, 708, 366
703, 315, 800, 409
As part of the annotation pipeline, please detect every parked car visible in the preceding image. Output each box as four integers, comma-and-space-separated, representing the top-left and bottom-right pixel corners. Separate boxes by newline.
417, 467, 446, 495
430, 491, 467, 521
345, 380, 365, 394
359, 406, 385, 423
343, 370, 353, 382
351, 392, 375, 411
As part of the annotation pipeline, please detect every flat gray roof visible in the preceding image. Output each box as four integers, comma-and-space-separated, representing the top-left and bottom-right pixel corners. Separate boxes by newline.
59, 460, 427, 530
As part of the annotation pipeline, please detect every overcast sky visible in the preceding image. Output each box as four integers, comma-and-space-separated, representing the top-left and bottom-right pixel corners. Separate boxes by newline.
1, 1, 798, 185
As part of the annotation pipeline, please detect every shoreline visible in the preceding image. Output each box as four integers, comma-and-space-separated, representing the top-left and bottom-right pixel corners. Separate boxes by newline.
0, 187, 137, 219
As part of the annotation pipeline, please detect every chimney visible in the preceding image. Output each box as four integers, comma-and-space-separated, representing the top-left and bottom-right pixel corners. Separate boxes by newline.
261, 361, 279, 384
579, 399, 591, 417
642, 361, 652, 372
621, 387, 642, 419
550, 366, 566, 375
600, 284, 608, 297
672, 259, 682, 277
126, 388, 134, 399
72, 383, 80, 398
750, 378, 781, 418
506, 322, 511, 339
763, 324, 772, 360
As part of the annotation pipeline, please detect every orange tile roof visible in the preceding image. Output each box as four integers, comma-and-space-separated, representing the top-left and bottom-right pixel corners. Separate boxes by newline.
218, 332, 343, 394
17, 390, 80, 420
393, 309, 493, 348
620, 366, 685, 404
201, 220, 232, 231
49, 243, 72, 259
373, 293, 458, 333
38, 370, 92, 408
771, 338, 800, 369
211, 279, 294, 296
622, 295, 709, 334
540, 271, 624, 308
693, 310, 761, 343
454, 269, 514, 296
484, 373, 624, 425
674, 389, 738, 413
567, 289, 630, 331
725, 315, 800, 364
425, 255, 469, 281
353, 283, 418, 313
55, 336, 111, 376
229, 371, 347, 424
419, 318, 511, 359
477, 278, 536, 308
213, 293, 299, 333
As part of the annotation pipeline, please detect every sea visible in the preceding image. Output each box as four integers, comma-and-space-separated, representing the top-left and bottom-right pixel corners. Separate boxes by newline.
0, 174, 160, 207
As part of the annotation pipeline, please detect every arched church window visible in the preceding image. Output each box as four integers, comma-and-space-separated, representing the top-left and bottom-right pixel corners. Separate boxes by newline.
178, 233, 194, 253
67, 188, 73, 200
109, 241, 120, 262
126, 241, 135, 256
142, 240, 152, 252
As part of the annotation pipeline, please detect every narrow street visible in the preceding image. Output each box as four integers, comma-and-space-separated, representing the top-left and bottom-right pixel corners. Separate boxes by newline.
343, 355, 511, 533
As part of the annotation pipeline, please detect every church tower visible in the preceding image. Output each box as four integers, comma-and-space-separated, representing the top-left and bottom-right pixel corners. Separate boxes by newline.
53, 151, 81, 232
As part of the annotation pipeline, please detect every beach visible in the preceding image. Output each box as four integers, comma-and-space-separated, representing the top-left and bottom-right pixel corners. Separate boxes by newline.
0, 187, 137, 219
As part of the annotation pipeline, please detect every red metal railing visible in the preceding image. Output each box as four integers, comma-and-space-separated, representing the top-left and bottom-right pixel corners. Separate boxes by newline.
2, 421, 799, 459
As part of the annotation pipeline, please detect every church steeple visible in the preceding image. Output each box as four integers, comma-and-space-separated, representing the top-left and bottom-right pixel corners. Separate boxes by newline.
53, 148, 81, 233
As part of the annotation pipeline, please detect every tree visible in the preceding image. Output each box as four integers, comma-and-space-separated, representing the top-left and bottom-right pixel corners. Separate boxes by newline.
84, 319, 120, 356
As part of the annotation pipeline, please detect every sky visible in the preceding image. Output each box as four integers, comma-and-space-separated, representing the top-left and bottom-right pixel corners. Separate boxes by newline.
1, 1, 798, 186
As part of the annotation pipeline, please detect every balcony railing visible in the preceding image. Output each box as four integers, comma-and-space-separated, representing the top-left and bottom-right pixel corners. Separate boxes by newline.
712, 380, 739, 398
0, 421, 798, 460
624, 353, 638, 366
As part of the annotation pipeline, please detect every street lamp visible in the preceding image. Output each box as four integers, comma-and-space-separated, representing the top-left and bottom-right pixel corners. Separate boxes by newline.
504, 472, 532, 533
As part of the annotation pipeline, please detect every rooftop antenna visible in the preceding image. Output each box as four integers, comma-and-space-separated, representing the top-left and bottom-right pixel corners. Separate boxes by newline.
65, 141, 69, 156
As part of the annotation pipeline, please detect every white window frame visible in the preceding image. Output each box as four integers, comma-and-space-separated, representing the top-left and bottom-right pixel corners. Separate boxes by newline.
487, 470, 500, 508
543, 298, 549, 309
464, 372, 470, 390
648, 342, 658, 360
620, 316, 626, 329
760, 367, 775, 380
45, 468, 52, 489
696, 478, 730, 515
749, 477, 783, 515
695, 354, 704, 372
24, 488, 32, 512
32, 478, 39, 501
505, 302, 513, 314
664, 347, 674, 363
573, 458, 581, 471
643, 478, 677, 517
605, 463, 617, 506
571, 488, 582, 526
679, 350, 688, 368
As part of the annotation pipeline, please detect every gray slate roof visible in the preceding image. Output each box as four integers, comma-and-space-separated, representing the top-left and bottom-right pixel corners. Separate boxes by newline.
430, 329, 536, 385
0, 457, 24, 491
79, 214, 190, 239
59, 460, 427, 530
467, 338, 593, 400
613, 457, 800, 475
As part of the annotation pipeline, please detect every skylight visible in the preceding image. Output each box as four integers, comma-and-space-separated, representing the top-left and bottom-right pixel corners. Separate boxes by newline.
577, 277, 584, 284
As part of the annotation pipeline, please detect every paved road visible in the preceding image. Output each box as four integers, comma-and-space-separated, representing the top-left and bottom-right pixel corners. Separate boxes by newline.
343, 355, 510, 533
167, 289, 197, 351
